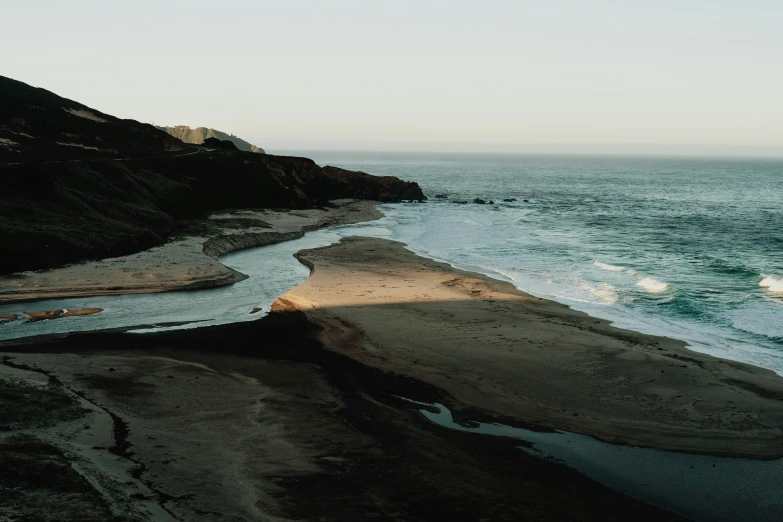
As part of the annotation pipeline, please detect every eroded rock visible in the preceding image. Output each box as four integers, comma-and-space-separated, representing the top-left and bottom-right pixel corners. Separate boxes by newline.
24, 308, 103, 321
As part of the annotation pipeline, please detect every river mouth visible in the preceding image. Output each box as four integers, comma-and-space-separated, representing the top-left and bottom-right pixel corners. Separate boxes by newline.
397, 397, 783, 522
0, 220, 392, 342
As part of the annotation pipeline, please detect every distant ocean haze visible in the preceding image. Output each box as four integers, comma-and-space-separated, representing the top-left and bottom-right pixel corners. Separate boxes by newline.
297, 151, 783, 373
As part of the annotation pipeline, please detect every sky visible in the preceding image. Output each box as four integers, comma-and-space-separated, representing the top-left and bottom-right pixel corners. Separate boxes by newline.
2, 1, 782, 155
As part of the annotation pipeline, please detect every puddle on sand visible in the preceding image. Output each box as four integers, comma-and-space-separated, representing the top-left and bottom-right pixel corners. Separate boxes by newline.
400, 397, 783, 522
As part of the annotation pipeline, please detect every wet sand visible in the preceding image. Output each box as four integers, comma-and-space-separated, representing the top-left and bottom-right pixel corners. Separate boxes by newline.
0, 315, 686, 521
275, 236, 783, 459
0, 199, 380, 304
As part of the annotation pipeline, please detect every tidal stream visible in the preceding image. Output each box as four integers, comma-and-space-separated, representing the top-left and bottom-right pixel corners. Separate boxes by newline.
402, 398, 783, 522
0, 220, 391, 341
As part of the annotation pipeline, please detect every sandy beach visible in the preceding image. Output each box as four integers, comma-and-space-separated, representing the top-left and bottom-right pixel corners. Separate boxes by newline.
276, 236, 783, 459
0, 199, 380, 304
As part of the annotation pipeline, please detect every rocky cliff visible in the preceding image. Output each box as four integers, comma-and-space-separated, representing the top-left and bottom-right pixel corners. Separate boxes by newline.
0, 76, 425, 274
157, 125, 265, 153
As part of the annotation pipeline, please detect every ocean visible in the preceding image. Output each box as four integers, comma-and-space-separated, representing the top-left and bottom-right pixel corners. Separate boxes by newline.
296, 151, 783, 374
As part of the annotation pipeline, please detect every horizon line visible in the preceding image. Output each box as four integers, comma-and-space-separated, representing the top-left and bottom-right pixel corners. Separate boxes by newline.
270, 147, 783, 161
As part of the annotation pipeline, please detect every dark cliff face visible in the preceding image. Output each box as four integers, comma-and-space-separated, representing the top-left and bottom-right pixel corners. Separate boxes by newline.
0, 76, 425, 275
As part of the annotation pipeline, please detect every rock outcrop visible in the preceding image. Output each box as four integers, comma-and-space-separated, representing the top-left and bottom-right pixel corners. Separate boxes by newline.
24, 308, 103, 321
0, 76, 425, 275
157, 125, 265, 153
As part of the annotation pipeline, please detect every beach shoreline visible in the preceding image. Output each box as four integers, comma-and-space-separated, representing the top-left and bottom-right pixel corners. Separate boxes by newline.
274, 236, 783, 459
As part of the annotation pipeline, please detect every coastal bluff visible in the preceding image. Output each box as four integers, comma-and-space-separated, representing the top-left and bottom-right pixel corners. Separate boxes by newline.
0, 76, 425, 275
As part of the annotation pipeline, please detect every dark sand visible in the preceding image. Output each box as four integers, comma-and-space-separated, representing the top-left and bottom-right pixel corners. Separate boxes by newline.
0, 314, 686, 521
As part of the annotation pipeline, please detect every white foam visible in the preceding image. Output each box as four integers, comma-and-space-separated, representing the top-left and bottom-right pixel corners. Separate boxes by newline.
636, 277, 669, 293
594, 260, 625, 272
760, 275, 783, 294
489, 267, 520, 283
579, 282, 619, 304
726, 303, 783, 339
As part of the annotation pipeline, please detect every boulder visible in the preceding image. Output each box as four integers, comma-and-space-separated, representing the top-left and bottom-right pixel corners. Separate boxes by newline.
473, 198, 486, 204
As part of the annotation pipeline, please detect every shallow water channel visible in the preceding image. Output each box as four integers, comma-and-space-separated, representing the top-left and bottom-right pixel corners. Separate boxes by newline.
0, 220, 392, 341
400, 398, 783, 522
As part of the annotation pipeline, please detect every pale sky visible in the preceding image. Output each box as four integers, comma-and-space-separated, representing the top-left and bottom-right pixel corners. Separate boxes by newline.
2, 1, 782, 155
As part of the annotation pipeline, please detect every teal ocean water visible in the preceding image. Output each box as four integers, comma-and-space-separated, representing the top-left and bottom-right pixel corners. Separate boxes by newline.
298, 152, 783, 373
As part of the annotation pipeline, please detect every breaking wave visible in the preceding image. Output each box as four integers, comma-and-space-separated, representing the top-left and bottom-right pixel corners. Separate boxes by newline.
594, 260, 625, 272
636, 277, 669, 293
580, 282, 619, 304
760, 275, 783, 294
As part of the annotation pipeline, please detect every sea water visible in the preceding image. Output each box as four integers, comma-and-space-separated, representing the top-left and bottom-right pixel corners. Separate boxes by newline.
295, 151, 783, 374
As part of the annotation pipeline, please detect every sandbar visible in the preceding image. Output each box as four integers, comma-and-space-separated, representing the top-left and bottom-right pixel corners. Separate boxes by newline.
275, 236, 783, 459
